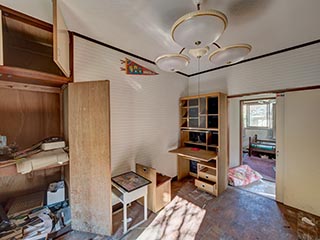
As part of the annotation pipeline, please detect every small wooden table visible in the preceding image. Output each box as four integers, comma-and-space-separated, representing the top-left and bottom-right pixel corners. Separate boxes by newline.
111, 171, 151, 234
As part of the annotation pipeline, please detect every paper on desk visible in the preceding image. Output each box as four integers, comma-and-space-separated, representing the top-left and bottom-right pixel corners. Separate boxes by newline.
16, 149, 69, 174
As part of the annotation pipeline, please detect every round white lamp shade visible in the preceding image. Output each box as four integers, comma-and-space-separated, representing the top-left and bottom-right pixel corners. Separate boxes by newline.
171, 10, 228, 49
155, 54, 190, 72
209, 44, 252, 66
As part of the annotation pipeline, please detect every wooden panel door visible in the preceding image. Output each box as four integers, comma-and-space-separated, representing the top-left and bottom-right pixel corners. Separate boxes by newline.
53, 0, 70, 77
282, 89, 320, 216
68, 81, 111, 235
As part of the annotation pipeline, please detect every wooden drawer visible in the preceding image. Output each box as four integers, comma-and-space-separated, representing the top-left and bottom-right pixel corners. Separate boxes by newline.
195, 179, 216, 195
198, 167, 216, 182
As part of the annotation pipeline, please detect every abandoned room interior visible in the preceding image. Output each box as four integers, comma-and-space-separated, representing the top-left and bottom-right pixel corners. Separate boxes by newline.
0, 0, 319, 239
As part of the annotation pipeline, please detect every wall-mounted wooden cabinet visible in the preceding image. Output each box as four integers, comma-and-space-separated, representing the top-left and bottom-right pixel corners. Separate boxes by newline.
53, 0, 70, 78
180, 95, 219, 130
0, 5, 70, 87
180, 93, 226, 152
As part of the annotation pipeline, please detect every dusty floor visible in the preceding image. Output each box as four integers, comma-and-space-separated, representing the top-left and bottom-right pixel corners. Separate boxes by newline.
59, 177, 320, 240
239, 179, 276, 199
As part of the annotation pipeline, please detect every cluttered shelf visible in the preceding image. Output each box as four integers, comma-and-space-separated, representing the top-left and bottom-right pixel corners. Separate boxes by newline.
0, 186, 71, 240
0, 136, 71, 239
0, 137, 69, 176
0, 161, 69, 177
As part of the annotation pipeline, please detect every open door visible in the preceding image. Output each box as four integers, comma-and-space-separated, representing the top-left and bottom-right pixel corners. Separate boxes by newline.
53, 0, 70, 77
276, 89, 320, 216
68, 80, 111, 235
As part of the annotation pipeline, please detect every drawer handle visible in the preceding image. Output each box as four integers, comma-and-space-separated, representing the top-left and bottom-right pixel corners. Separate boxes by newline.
206, 175, 208, 178
202, 184, 205, 188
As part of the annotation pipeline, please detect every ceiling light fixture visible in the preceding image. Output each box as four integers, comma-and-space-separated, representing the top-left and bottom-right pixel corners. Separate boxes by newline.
155, 0, 252, 73
171, 9, 227, 49
208, 44, 252, 66
155, 53, 190, 72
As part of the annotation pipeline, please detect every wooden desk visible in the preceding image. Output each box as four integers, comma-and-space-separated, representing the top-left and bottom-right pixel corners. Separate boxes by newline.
169, 147, 217, 162
169, 147, 217, 180
170, 147, 227, 196
111, 171, 151, 234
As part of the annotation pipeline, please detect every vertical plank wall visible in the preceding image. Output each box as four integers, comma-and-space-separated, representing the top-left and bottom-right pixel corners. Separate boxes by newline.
188, 42, 320, 181
73, 36, 188, 177
188, 43, 320, 95
69, 81, 111, 235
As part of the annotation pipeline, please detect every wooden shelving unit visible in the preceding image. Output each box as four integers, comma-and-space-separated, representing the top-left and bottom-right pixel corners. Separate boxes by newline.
0, 5, 112, 235
171, 92, 228, 196
179, 93, 224, 151
0, 7, 71, 87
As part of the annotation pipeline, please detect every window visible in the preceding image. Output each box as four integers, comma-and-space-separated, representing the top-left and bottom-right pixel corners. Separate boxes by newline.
243, 100, 274, 128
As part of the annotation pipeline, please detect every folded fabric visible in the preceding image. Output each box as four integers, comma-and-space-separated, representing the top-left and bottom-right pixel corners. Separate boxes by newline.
16, 149, 69, 174
228, 164, 262, 187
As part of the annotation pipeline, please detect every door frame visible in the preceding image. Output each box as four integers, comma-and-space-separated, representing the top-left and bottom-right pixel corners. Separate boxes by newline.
239, 97, 276, 165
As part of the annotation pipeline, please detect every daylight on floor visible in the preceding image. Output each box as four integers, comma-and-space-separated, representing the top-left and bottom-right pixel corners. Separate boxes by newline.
0, 0, 319, 239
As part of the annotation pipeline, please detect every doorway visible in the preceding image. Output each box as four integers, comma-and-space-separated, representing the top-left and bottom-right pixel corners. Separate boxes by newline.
239, 96, 276, 198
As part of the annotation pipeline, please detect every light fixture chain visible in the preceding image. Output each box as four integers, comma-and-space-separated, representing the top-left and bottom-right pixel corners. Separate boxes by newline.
198, 57, 200, 97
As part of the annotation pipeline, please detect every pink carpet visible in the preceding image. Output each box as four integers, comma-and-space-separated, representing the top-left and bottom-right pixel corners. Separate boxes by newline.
243, 153, 275, 182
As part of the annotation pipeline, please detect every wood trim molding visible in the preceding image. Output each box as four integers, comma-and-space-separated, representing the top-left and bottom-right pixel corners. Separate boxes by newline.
227, 85, 320, 99
0, 80, 61, 93
239, 97, 276, 102
70, 32, 189, 77
189, 39, 320, 77
72, 31, 319, 78
72, 32, 320, 78
0, 4, 52, 32
180, 92, 220, 100
69, 32, 74, 82
239, 100, 243, 165
0, 66, 70, 87
1, 4, 317, 80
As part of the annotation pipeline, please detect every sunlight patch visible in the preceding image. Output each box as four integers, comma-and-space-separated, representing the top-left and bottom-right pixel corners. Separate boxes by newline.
137, 196, 205, 240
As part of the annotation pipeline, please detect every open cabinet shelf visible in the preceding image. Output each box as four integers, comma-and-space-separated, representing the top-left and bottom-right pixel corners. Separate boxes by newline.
0, 6, 71, 87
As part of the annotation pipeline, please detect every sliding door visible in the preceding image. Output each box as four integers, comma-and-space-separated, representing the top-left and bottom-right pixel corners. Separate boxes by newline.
277, 89, 320, 215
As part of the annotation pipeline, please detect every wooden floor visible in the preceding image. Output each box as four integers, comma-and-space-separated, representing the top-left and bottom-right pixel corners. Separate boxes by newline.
59, 177, 320, 240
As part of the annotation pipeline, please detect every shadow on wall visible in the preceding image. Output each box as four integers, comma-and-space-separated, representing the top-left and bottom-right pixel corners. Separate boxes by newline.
112, 154, 133, 177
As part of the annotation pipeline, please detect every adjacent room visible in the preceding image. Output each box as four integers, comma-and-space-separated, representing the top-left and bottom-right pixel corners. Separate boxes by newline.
0, 0, 319, 240
237, 95, 277, 199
